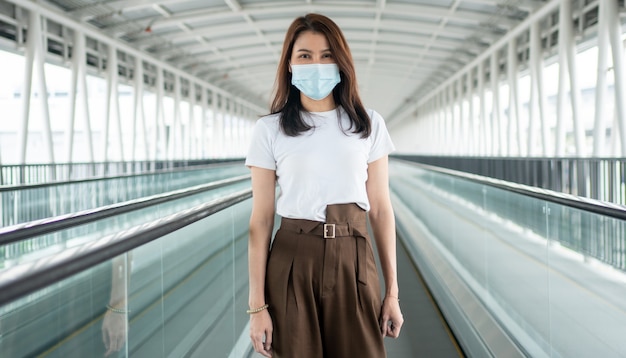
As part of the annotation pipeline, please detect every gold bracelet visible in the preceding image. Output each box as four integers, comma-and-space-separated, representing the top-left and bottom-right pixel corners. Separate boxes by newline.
246, 304, 269, 314
385, 295, 400, 303
106, 304, 130, 314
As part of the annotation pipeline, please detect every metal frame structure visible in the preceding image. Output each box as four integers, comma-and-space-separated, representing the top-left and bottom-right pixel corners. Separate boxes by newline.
0, 0, 265, 166
391, 0, 626, 158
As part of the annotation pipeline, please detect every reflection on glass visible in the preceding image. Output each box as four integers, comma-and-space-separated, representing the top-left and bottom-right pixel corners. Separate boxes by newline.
0, 199, 252, 357
390, 161, 626, 357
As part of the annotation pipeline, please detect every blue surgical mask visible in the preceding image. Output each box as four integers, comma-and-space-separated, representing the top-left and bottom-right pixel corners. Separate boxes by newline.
290, 63, 341, 101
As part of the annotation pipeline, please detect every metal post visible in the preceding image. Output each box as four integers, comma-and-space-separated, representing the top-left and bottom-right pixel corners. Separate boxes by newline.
491, 51, 501, 156
216, 94, 224, 157
155, 68, 165, 161
188, 81, 196, 159
592, 0, 609, 157
132, 56, 142, 161
529, 22, 548, 156
507, 38, 520, 156
201, 88, 208, 159
76, 34, 94, 164
434, 93, 439, 154
457, 78, 464, 155
606, 0, 626, 156
447, 84, 453, 155
211, 91, 218, 158
467, 69, 475, 155
19, 12, 35, 166
478, 60, 487, 156
66, 30, 81, 163
103, 45, 114, 162
173, 75, 182, 160
561, 0, 584, 156
35, 14, 54, 165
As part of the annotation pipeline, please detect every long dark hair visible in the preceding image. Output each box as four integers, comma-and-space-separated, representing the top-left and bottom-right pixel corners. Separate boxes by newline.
270, 13, 371, 138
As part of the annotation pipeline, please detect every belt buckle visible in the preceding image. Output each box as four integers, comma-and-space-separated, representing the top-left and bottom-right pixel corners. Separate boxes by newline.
323, 223, 336, 239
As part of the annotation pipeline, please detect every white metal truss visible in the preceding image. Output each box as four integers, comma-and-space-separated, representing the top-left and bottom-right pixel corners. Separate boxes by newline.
1, 0, 266, 164
1, 0, 542, 124
391, 0, 626, 158
3, 0, 625, 161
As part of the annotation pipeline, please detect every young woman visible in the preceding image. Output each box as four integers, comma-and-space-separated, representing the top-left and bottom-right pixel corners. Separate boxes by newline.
245, 13, 403, 358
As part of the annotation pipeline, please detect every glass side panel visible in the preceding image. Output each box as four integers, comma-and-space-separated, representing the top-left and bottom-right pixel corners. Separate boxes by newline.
390, 160, 626, 357
0, 180, 250, 268
0, 163, 248, 228
0, 199, 252, 357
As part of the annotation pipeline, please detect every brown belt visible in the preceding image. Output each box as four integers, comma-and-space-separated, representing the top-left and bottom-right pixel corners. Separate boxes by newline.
279, 217, 370, 285
280, 218, 354, 238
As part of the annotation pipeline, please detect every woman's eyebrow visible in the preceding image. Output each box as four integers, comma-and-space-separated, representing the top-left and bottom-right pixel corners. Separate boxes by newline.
294, 48, 331, 53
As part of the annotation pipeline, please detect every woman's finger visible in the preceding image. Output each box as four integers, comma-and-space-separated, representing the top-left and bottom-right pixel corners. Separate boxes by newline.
264, 329, 273, 352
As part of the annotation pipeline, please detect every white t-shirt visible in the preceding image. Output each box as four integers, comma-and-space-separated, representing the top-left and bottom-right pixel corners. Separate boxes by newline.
245, 106, 395, 222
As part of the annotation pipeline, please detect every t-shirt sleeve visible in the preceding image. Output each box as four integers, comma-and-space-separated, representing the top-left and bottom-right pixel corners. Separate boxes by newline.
245, 119, 277, 170
368, 110, 395, 163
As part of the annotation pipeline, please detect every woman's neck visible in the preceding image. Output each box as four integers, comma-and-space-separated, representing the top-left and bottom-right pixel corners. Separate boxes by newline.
300, 94, 336, 112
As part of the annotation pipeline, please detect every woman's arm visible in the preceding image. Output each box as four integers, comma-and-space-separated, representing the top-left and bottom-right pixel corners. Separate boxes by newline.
366, 155, 404, 338
248, 166, 277, 357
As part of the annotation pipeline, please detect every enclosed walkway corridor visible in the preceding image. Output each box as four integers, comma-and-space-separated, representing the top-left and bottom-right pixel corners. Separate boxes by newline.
1, 0, 626, 357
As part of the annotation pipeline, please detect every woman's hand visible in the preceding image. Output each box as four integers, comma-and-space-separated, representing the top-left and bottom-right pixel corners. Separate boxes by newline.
102, 310, 127, 356
380, 296, 404, 338
250, 310, 273, 357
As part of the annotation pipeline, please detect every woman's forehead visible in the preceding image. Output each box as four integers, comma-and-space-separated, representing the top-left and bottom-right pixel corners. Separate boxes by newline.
293, 31, 329, 49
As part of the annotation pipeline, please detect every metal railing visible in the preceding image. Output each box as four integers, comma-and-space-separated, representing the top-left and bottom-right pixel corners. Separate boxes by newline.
395, 155, 626, 206
0, 187, 252, 306
0, 158, 244, 186
393, 158, 626, 271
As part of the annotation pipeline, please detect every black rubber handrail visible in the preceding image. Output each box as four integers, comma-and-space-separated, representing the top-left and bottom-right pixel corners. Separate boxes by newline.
0, 189, 252, 306
0, 160, 244, 192
0, 174, 251, 245
394, 159, 626, 221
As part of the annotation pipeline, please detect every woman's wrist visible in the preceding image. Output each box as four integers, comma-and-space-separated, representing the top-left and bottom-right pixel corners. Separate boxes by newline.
246, 303, 269, 314
249, 299, 267, 310
108, 301, 127, 309
106, 304, 130, 314
384, 294, 400, 302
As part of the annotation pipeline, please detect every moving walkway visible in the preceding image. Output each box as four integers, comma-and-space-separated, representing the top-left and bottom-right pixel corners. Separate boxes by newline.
2, 159, 623, 357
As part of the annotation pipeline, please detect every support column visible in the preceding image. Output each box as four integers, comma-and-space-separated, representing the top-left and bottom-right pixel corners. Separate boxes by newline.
456, 78, 464, 155
529, 22, 548, 156
592, 0, 609, 156
467, 69, 475, 155
172, 75, 182, 160
436, 93, 442, 154
155, 68, 166, 161
491, 51, 501, 156
19, 11, 54, 165
478, 61, 487, 156
211, 91, 219, 158
606, 0, 626, 156
132, 56, 146, 161
104, 45, 123, 162
201, 88, 208, 159
67, 31, 93, 164
188, 82, 196, 159
557, 0, 584, 156
507, 38, 520, 156
446, 85, 452, 155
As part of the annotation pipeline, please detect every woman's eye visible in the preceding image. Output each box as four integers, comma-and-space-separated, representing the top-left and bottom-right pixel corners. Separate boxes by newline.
299, 54, 310, 59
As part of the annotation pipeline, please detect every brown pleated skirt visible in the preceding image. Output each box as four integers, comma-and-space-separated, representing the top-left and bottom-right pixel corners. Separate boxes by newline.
266, 203, 386, 358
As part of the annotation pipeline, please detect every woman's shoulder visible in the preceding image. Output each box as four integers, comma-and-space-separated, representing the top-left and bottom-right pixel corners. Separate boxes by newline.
254, 112, 281, 130
365, 108, 385, 124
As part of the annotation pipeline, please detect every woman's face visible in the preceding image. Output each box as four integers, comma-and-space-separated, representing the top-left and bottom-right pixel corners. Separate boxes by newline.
290, 31, 335, 66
